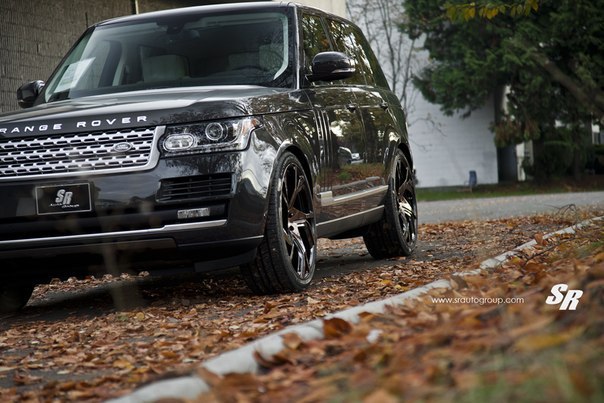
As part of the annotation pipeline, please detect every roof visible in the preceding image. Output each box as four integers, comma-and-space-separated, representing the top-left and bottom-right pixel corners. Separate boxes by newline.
96, 2, 303, 27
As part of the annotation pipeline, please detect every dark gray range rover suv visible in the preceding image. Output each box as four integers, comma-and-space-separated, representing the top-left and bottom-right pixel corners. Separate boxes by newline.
0, 2, 417, 312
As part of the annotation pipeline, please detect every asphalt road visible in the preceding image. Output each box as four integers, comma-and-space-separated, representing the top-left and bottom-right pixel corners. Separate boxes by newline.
418, 190, 604, 224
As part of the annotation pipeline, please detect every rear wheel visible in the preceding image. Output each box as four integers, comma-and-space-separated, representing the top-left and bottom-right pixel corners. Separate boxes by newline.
0, 283, 34, 315
363, 149, 417, 258
242, 152, 317, 294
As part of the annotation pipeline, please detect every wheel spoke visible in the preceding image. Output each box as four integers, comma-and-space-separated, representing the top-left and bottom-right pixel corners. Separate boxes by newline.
283, 227, 293, 247
398, 199, 414, 218
282, 174, 290, 203
393, 156, 417, 246
276, 160, 316, 283
282, 192, 289, 210
288, 176, 306, 210
289, 206, 314, 221
290, 229, 308, 276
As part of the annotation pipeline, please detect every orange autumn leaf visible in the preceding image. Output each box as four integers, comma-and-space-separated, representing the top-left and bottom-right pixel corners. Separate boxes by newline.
323, 317, 353, 339
282, 332, 304, 350
363, 388, 398, 403
112, 359, 134, 369
514, 327, 584, 352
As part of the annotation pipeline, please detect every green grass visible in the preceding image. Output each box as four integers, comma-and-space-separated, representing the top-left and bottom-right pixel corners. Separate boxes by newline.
416, 175, 604, 202
455, 349, 604, 403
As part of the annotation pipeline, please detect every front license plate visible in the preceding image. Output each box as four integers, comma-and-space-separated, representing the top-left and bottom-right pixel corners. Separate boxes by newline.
35, 183, 92, 215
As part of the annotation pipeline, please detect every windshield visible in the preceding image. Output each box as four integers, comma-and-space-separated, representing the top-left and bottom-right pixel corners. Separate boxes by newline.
43, 10, 294, 103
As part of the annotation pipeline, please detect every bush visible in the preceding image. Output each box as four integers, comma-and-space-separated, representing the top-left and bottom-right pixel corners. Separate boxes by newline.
522, 141, 573, 180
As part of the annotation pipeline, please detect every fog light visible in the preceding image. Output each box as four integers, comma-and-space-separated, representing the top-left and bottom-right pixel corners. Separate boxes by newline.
163, 134, 195, 152
177, 208, 210, 220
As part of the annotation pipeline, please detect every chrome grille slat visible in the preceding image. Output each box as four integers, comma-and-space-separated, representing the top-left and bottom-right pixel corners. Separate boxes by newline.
0, 127, 161, 180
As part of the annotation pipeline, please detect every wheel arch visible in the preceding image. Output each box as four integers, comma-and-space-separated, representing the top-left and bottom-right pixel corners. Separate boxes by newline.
282, 145, 314, 192
257, 143, 316, 235
398, 143, 414, 172
265, 110, 318, 197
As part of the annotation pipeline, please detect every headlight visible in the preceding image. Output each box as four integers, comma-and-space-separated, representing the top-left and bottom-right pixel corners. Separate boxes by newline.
162, 117, 261, 154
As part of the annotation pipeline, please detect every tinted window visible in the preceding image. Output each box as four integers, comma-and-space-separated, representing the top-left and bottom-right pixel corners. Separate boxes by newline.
354, 28, 390, 90
326, 19, 366, 86
301, 13, 331, 77
326, 19, 390, 89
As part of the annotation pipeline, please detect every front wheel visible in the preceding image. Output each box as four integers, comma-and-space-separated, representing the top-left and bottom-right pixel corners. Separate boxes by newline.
363, 149, 418, 259
242, 152, 317, 294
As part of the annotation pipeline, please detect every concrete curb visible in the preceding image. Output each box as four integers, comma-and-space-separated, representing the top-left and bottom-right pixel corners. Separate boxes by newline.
109, 216, 602, 403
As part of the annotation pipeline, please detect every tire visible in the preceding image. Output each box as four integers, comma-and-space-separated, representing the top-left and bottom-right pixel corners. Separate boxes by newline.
0, 283, 34, 315
242, 152, 317, 294
363, 149, 418, 259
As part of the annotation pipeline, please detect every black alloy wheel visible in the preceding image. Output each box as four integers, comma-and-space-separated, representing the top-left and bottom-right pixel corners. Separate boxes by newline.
363, 149, 418, 258
242, 152, 317, 294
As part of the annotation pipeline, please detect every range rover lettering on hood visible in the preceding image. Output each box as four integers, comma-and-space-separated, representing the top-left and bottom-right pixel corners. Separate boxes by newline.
0, 115, 148, 135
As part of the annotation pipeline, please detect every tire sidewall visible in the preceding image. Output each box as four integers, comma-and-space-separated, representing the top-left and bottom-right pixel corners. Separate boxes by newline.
387, 150, 417, 255
268, 152, 316, 290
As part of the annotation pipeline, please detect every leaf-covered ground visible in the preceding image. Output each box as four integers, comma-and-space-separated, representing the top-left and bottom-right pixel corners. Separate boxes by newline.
195, 216, 604, 403
0, 208, 601, 402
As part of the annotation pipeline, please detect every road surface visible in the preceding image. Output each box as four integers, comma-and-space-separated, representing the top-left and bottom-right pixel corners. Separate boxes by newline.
418, 191, 604, 224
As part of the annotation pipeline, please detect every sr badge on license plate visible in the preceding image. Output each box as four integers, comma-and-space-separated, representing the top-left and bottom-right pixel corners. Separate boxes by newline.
35, 183, 92, 215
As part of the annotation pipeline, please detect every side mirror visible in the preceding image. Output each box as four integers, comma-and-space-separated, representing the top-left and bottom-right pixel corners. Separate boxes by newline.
17, 80, 45, 109
307, 52, 355, 82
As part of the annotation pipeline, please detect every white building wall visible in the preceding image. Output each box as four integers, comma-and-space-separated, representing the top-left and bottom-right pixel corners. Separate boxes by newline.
409, 97, 499, 188
290, 0, 347, 17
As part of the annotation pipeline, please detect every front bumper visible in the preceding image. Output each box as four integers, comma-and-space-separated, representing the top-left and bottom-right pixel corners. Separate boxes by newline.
0, 145, 272, 276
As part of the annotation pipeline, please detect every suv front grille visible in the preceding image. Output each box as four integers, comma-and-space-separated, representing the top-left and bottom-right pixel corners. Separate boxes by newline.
157, 174, 233, 202
0, 127, 159, 181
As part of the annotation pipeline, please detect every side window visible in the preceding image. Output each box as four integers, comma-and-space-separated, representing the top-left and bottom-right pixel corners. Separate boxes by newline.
326, 19, 366, 86
354, 29, 390, 90
301, 13, 331, 77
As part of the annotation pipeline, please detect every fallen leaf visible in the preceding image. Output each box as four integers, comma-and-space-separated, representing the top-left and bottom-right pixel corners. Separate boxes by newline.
282, 332, 303, 350
13, 371, 41, 385
113, 359, 134, 370
307, 296, 320, 304
515, 327, 584, 352
507, 317, 554, 339
196, 367, 222, 387
363, 388, 398, 403
323, 317, 352, 339
534, 233, 545, 245
524, 261, 546, 273
160, 351, 180, 359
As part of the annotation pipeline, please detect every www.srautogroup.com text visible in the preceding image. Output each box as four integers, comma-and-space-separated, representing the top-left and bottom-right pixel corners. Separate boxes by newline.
430, 296, 525, 306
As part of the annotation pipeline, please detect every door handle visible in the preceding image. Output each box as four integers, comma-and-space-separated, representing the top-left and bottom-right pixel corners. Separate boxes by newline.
346, 104, 357, 112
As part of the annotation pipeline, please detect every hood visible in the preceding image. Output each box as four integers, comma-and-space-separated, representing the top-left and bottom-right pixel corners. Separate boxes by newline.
0, 86, 310, 138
